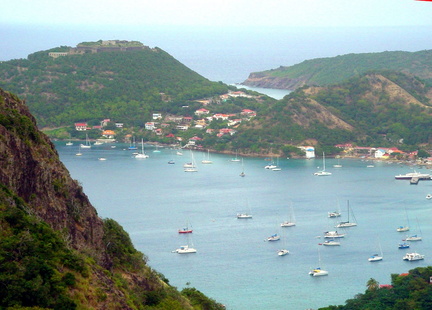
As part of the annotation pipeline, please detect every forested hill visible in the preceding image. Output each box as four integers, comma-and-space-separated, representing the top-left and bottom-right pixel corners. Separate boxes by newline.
242, 49, 432, 90
234, 71, 432, 154
0, 87, 224, 309
0, 43, 228, 127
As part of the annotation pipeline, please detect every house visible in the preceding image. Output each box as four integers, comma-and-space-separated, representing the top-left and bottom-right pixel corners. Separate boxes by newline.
152, 113, 162, 120
115, 123, 124, 128
154, 128, 163, 136
194, 119, 207, 128
240, 109, 257, 117
145, 122, 156, 130
206, 129, 215, 134
213, 113, 230, 121
176, 125, 189, 131
102, 130, 116, 138
218, 128, 236, 136
183, 116, 193, 123
74, 122, 88, 131
195, 108, 210, 116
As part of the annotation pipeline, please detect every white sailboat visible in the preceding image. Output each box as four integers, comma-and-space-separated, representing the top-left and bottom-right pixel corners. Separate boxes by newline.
66, 136, 73, 146
328, 200, 341, 218
335, 200, 357, 228
201, 149, 213, 164
231, 150, 241, 162
397, 207, 410, 232
75, 145, 82, 156
405, 217, 422, 241
80, 134, 91, 149
321, 239, 340, 246
184, 151, 198, 172
174, 235, 196, 254
309, 248, 328, 276
281, 203, 296, 227
237, 200, 252, 219
135, 139, 149, 159
272, 156, 282, 171
314, 152, 331, 176
333, 156, 342, 168
368, 240, 383, 262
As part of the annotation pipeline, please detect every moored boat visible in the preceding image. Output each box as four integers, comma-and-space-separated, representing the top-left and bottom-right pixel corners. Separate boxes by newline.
403, 252, 424, 261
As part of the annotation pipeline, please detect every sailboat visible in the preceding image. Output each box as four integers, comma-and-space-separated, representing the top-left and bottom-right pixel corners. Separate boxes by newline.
328, 200, 341, 218
201, 149, 213, 164
267, 234, 281, 241
128, 136, 138, 150
174, 235, 196, 254
405, 217, 422, 241
397, 207, 410, 232
335, 200, 357, 228
135, 139, 149, 159
309, 248, 328, 276
75, 145, 82, 156
281, 202, 296, 227
333, 156, 342, 168
264, 156, 277, 169
237, 200, 252, 218
80, 134, 91, 149
184, 151, 198, 172
272, 156, 282, 171
321, 239, 340, 246
240, 158, 245, 177
314, 152, 331, 176
66, 136, 73, 146
231, 150, 241, 162
368, 240, 383, 262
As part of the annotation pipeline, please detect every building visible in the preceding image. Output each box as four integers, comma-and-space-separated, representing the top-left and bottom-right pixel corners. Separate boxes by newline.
74, 122, 88, 131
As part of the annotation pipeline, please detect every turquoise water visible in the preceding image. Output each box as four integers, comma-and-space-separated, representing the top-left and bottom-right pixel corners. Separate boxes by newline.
56, 142, 432, 310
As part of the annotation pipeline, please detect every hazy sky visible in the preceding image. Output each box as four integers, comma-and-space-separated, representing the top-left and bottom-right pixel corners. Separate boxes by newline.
2, 0, 432, 28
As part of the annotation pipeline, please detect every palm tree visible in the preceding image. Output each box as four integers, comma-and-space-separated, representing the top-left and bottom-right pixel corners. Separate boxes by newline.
366, 278, 379, 291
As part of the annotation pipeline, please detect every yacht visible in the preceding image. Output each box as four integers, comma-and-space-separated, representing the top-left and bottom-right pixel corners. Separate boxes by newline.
324, 231, 345, 238
395, 171, 431, 180
403, 252, 424, 261
309, 267, 328, 277
175, 245, 197, 254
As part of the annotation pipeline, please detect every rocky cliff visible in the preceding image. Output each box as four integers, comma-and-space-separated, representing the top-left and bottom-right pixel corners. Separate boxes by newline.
0, 87, 224, 309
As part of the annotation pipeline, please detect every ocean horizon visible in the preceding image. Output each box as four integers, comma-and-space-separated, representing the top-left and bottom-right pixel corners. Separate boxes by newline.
1, 24, 432, 85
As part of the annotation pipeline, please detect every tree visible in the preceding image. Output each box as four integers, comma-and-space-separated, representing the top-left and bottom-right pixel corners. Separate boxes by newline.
367, 278, 379, 291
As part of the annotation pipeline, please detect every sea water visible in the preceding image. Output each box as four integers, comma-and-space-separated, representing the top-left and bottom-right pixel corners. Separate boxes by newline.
56, 142, 432, 310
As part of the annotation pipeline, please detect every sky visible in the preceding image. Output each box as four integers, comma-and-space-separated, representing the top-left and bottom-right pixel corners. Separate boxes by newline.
2, 0, 432, 28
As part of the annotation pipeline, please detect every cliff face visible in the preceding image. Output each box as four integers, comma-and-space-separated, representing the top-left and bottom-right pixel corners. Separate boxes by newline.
0, 88, 108, 266
242, 72, 311, 90
0, 88, 224, 309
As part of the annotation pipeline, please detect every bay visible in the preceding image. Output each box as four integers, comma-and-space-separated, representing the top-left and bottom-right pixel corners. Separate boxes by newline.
56, 142, 432, 310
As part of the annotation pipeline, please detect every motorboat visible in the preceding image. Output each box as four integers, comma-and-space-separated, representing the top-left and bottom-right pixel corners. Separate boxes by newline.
368, 254, 383, 262
403, 252, 424, 261
328, 211, 341, 218
324, 231, 345, 238
398, 242, 410, 249
237, 213, 252, 219
277, 249, 289, 256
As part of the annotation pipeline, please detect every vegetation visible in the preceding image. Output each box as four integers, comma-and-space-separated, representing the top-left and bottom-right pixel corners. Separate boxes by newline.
319, 267, 432, 310
247, 49, 432, 88
0, 46, 229, 127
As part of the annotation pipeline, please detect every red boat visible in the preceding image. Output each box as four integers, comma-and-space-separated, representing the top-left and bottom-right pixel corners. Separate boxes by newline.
178, 228, 193, 234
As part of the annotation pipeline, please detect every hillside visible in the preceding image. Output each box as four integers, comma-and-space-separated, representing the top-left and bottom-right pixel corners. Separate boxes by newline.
242, 50, 432, 90
230, 71, 432, 155
0, 87, 224, 309
0, 41, 229, 127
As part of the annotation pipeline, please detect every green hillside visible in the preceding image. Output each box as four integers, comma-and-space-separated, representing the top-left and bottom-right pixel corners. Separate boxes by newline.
230, 71, 432, 156
0, 42, 228, 127
243, 50, 432, 90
